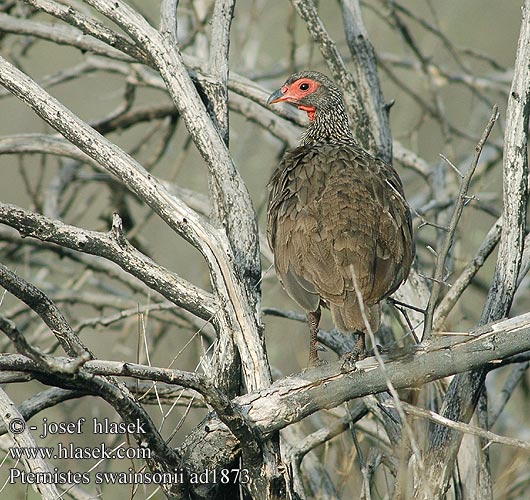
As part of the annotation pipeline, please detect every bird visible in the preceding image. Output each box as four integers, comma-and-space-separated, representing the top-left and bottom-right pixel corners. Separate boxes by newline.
266, 71, 414, 366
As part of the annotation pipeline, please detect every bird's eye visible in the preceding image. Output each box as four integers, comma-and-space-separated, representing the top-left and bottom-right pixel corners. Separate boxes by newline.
299, 82, 310, 91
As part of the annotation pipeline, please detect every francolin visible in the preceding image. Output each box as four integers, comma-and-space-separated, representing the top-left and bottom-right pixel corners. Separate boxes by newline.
266, 71, 414, 365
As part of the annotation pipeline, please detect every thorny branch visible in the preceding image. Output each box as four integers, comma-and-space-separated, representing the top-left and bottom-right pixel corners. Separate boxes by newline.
424, 105, 499, 338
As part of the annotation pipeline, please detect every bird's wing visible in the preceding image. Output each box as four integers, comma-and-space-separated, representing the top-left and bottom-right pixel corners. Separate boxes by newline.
332, 146, 414, 303
367, 150, 415, 299
267, 148, 322, 312
267, 144, 414, 313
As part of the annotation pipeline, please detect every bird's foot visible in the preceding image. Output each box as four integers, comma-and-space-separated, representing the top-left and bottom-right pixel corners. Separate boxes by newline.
309, 357, 328, 368
340, 337, 366, 373
366, 344, 385, 357
308, 333, 326, 367
308, 349, 328, 368
340, 351, 362, 373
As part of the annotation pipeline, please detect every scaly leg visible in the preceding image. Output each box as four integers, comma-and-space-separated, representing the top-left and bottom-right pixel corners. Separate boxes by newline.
307, 308, 321, 366
352, 332, 366, 360
340, 332, 366, 373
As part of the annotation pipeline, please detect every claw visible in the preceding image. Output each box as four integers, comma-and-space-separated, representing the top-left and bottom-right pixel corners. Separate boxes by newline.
340, 352, 358, 373
310, 357, 329, 368
340, 333, 366, 373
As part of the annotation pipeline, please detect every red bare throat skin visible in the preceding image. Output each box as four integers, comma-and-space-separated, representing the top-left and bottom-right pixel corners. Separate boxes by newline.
297, 105, 316, 121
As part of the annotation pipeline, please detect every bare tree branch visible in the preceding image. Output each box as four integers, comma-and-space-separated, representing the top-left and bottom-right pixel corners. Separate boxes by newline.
433, 217, 502, 330
416, 3, 530, 496
0, 264, 90, 357
389, 400, 530, 451
0, 1, 527, 497
424, 105, 499, 337
0, 388, 61, 500
340, 0, 393, 162
2, 312, 528, 437
0, 203, 217, 321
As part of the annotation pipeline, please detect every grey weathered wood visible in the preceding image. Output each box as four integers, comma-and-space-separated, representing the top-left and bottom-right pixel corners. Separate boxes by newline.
0, 202, 217, 321
0, 388, 60, 500
414, 2, 530, 497
81, 0, 269, 394
3, 312, 530, 437
340, 0, 393, 163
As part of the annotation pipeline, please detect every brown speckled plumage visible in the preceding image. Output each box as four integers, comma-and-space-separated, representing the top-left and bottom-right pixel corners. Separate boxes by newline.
266, 71, 414, 364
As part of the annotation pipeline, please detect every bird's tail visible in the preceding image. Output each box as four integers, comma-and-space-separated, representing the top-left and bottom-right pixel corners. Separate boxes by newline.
330, 292, 381, 333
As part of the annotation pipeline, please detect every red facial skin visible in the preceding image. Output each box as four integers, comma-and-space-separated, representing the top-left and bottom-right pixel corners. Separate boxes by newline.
269, 78, 320, 121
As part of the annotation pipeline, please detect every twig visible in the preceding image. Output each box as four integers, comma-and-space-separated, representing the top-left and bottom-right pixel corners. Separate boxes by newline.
388, 400, 530, 451
439, 153, 463, 178
433, 217, 502, 330
292, 406, 366, 462
75, 301, 181, 332
393, 140, 432, 178
0, 203, 218, 322
423, 105, 499, 338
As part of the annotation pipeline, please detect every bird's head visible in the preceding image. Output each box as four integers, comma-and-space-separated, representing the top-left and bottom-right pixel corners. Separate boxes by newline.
266, 71, 342, 122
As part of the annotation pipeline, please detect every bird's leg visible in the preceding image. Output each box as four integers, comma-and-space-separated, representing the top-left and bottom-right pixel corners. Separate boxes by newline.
352, 332, 366, 360
340, 332, 366, 373
307, 308, 321, 366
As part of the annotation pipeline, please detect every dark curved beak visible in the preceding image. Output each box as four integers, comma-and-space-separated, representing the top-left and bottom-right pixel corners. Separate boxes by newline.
266, 88, 287, 106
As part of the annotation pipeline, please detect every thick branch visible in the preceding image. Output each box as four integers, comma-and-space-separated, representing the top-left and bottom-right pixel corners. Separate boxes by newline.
207, 0, 234, 143
0, 388, 60, 500
481, 16, 530, 325
81, 0, 270, 392
340, 0, 392, 162
0, 53, 269, 392
416, 3, 530, 496
84, 0, 261, 296
0, 202, 216, 321
2, 313, 530, 437
0, 264, 89, 357
26, 0, 149, 61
